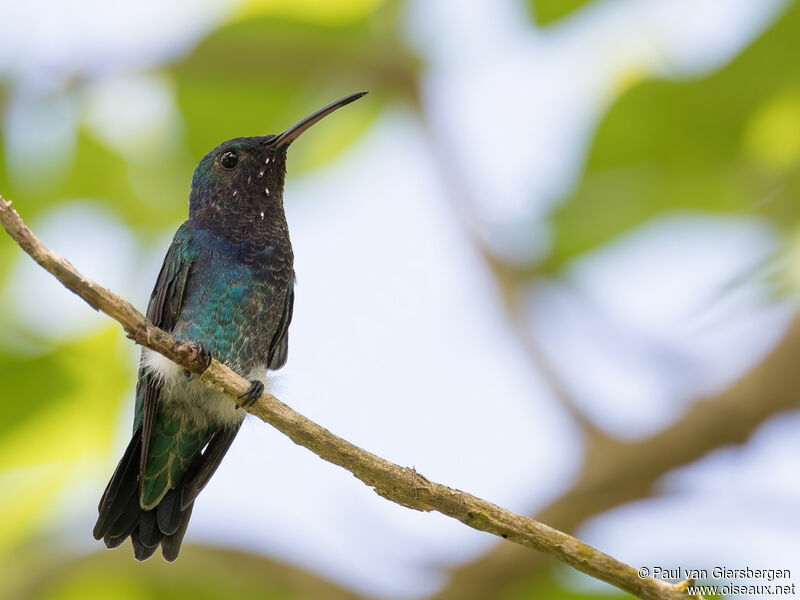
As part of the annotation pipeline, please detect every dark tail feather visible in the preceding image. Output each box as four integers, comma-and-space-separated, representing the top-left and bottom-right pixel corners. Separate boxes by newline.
104, 491, 141, 542
94, 427, 196, 562
181, 424, 241, 510
94, 427, 142, 540
162, 502, 194, 562
157, 489, 183, 536
103, 518, 138, 549
131, 526, 160, 560
137, 507, 162, 547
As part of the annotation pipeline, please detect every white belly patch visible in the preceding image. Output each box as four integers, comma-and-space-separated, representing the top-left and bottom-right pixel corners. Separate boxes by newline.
141, 348, 266, 429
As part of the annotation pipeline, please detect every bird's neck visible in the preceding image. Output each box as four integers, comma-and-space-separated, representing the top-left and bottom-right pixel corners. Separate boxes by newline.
190, 198, 290, 252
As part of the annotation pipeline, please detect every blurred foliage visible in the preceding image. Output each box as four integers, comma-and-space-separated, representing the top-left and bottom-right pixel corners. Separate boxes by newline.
504, 571, 631, 600
234, 0, 384, 26
0, 328, 129, 470
5, 546, 368, 600
541, 1, 800, 273
0, 0, 415, 232
0, 0, 796, 598
0, 328, 131, 568
526, 0, 594, 26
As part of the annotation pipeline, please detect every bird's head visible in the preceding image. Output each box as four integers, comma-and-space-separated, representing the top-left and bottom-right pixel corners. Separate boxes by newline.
188, 91, 367, 226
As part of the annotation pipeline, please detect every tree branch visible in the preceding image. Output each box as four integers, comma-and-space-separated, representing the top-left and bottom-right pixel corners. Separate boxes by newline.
415, 104, 799, 598
0, 196, 700, 600
434, 313, 800, 599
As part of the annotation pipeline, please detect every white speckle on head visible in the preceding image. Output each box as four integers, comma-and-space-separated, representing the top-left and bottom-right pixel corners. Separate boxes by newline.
247, 175, 252, 184
265, 157, 270, 165
232, 190, 238, 197
260, 211, 264, 220
265, 187, 270, 196
258, 170, 264, 179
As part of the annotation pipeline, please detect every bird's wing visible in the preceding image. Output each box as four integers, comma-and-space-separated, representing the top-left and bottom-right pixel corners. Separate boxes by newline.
135, 224, 196, 474
267, 274, 294, 370
96, 224, 200, 545
180, 422, 242, 510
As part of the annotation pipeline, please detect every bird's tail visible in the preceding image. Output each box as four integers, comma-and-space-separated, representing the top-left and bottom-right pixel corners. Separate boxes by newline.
92, 425, 194, 561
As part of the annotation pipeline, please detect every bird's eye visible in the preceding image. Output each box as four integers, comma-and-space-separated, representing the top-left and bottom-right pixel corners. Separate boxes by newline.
219, 150, 238, 169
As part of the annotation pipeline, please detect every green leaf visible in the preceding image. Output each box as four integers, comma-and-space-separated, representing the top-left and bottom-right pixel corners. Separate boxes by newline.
0, 344, 74, 438
0, 328, 132, 560
0, 327, 132, 471
541, 2, 800, 273
526, 0, 594, 26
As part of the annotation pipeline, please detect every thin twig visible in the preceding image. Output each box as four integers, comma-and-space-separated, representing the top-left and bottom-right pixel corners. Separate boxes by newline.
0, 196, 700, 600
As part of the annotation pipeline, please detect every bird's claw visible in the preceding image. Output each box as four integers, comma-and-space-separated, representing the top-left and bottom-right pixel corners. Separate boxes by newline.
238, 380, 264, 409
193, 343, 212, 372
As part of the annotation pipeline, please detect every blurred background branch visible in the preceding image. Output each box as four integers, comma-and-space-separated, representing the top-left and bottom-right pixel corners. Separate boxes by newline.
435, 312, 800, 599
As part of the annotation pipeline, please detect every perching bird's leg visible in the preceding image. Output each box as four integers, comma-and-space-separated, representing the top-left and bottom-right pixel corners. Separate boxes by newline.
185, 343, 213, 380
238, 380, 264, 409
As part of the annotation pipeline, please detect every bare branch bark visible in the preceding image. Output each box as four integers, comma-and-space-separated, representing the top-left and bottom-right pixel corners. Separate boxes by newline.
0, 195, 703, 600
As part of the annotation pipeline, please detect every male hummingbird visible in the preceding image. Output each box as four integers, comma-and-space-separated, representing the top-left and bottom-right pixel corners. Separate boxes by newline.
93, 91, 368, 561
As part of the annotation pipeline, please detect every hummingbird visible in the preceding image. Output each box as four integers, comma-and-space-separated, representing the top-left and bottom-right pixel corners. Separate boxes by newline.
93, 91, 368, 561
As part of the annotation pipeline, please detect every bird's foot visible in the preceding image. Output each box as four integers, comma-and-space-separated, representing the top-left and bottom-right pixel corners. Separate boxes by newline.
185, 344, 212, 380
193, 343, 213, 372
238, 380, 264, 409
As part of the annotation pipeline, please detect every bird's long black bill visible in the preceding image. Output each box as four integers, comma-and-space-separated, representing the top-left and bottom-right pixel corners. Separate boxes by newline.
268, 91, 368, 148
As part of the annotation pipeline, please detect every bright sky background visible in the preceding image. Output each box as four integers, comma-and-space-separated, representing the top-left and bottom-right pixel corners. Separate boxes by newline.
1, 0, 797, 597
